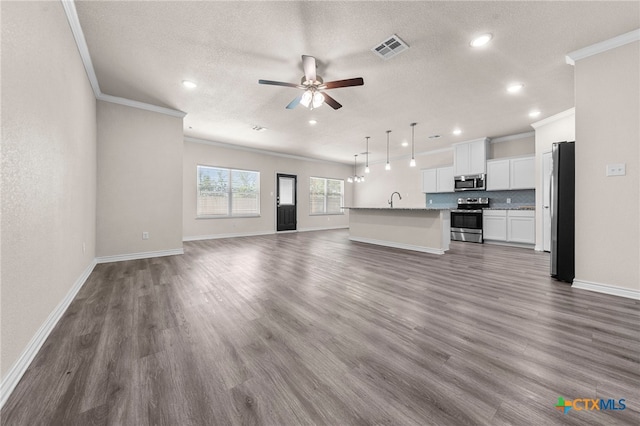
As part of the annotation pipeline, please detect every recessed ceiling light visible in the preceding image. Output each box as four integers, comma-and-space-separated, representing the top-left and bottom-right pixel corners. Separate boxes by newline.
401, 141, 409, 147
470, 33, 492, 48
308, 119, 317, 125
507, 83, 524, 93
453, 128, 462, 135
529, 110, 541, 118
428, 134, 441, 139
182, 80, 197, 89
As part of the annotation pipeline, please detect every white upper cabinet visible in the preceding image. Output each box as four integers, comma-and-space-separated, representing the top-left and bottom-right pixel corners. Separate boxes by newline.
436, 166, 454, 192
486, 159, 510, 190
422, 166, 454, 193
486, 155, 535, 190
453, 138, 488, 176
469, 141, 487, 175
453, 144, 470, 176
510, 156, 535, 189
422, 168, 437, 193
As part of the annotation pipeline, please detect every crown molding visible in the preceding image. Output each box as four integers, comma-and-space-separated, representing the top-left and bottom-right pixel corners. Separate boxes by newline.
490, 131, 535, 144
98, 94, 186, 118
367, 146, 453, 166
61, 0, 186, 118
530, 108, 575, 129
61, 0, 100, 97
184, 136, 351, 165
565, 29, 640, 66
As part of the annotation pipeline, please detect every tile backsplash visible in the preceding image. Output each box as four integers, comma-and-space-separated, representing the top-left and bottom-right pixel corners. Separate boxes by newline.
426, 189, 535, 209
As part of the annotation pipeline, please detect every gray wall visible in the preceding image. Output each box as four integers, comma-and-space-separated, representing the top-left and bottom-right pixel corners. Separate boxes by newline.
97, 101, 184, 257
183, 140, 352, 239
1, 1, 97, 377
574, 41, 639, 291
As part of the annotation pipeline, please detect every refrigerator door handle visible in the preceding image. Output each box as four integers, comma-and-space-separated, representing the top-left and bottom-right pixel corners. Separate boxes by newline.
550, 145, 558, 276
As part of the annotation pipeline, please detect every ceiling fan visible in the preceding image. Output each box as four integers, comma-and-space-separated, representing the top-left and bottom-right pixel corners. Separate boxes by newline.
259, 55, 364, 110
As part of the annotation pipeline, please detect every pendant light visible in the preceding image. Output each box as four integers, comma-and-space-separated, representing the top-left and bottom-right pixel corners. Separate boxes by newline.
409, 122, 417, 167
365, 137, 370, 174
385, 130, 391, 171
348, 154, 364, 183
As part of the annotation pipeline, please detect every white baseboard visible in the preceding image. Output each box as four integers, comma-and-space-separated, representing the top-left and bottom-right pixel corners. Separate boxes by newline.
572, 279, 640, 300
96, 248, 184, 263
183, 227, 347, 242
183, 230, 275, 242
349, 236, 445, 255
298, 226, 349, 232
0, 259, 97, 409
484, 240, 535, 250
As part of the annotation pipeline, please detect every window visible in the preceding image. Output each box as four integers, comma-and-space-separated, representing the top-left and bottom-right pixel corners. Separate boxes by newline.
197, 165, 260, 217
310, 177, 344, 215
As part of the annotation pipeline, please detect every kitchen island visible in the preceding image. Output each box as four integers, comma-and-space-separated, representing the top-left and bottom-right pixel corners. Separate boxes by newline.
346, 207, 451, 254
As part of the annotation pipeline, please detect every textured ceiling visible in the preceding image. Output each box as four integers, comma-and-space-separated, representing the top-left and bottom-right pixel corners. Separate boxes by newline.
74, 1, 639, 164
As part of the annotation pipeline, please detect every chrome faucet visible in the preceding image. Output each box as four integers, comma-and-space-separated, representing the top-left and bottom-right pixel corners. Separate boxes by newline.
388, 192, 402, 208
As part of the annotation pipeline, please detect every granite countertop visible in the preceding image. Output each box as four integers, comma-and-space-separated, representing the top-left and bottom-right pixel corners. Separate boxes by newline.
344, 206, 535, 211
343, 207, 450, 211
484, 206, 536, 210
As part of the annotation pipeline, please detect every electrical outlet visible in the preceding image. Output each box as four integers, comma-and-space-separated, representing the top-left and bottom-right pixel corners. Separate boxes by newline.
142, 232, 149, 240
606, 163, 626, 176
507, 198, 511, 204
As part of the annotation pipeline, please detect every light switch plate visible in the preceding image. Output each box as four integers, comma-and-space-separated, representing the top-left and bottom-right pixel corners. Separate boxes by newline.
606, 163, 626, 176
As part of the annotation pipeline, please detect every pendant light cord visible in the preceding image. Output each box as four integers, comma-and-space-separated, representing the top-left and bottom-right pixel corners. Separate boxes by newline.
410, 122, 417, 160
365, 137, 369, 169
386, 130, 391, 164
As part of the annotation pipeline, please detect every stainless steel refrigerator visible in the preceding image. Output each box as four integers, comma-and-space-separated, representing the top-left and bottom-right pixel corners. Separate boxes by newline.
550, 141, 575, 282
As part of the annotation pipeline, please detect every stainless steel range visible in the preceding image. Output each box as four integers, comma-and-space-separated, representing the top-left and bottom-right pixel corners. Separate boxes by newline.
450, 197, 490, 243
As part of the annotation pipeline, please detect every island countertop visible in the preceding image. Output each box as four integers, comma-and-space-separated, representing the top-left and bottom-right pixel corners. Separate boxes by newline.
343, 206, 451, 211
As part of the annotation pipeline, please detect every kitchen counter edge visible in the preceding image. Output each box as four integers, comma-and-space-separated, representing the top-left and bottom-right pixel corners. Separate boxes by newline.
342, 207, 450, 211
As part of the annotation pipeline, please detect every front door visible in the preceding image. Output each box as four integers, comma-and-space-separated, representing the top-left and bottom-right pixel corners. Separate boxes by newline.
277, 173, 297, 231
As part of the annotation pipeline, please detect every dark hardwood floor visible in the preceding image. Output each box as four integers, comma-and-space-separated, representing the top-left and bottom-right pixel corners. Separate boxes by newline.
2, 229, 639, 425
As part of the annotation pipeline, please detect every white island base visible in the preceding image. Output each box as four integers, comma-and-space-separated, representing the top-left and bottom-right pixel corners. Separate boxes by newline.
347, 208, 450, 255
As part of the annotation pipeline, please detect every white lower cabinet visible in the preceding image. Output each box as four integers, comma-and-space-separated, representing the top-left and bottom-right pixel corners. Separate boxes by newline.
483, 209, 534, 245
483, 210, 507, 240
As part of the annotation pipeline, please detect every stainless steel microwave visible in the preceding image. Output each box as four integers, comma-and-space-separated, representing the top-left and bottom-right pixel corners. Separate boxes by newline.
454, 173, 486, 192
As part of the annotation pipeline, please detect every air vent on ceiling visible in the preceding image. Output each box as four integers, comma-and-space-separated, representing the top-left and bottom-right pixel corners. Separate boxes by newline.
371, 34, 410, 60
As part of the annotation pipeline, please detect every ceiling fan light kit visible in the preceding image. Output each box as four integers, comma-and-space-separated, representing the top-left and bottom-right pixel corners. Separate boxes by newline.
300, 90, 324, 109
259, 55, 364, 110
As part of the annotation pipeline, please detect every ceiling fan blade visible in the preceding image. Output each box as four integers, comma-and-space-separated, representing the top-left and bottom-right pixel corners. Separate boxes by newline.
286, 94, 302, 109
322, 77, 364, 90
322, 93, 342, 110
259, 79, 301, 88
302, 55, 317, 82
